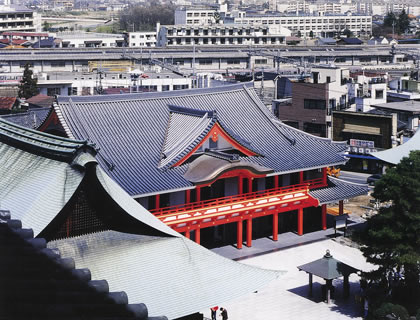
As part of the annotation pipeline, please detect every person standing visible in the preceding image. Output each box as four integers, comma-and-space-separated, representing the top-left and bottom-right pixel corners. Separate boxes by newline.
210, 306, 218, 320
220, 307, 228, 320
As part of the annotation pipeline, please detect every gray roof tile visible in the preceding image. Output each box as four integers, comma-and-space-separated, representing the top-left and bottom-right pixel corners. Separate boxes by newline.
56, 83, 348, 197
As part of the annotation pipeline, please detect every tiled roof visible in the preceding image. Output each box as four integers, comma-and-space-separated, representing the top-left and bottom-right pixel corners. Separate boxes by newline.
0, 97, 16, 110
0, 117, 281, 320
0, 210, 164, 320
309, 177, 368, 205
26, 94, 55, 108
48, 230, 282, 320
55, 83, 348, 197
0, 106, 51, 129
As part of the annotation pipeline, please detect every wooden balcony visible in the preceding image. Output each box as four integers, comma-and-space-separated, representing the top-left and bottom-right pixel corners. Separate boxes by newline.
150, 181, 321, 233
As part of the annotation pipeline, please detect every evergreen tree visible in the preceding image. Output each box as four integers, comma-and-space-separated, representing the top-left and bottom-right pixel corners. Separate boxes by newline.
383, 11, 397, 29
359, 151, 420, 311
309, 30, 314, 38
397, 9, 410, 34
343, 28, 353, 38
18, 63, 38, 99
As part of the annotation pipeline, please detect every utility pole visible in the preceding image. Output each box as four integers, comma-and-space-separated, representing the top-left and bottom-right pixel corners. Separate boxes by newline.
192, 44, 196, 88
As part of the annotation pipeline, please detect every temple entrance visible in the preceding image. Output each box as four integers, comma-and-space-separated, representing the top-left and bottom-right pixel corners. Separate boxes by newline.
200, 179, 225, 201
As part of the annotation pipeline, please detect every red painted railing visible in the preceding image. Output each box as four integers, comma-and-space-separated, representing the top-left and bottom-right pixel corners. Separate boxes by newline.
150, 179, 325, 218
303, 177, 325, 189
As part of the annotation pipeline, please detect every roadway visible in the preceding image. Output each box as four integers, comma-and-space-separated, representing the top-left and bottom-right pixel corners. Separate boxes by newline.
338, 170, 370, 185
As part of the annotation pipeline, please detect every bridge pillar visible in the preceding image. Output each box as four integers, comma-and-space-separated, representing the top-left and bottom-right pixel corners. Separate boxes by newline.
237, 220, 243, 249
298, 208, 303, 236
246, 218, 252, 247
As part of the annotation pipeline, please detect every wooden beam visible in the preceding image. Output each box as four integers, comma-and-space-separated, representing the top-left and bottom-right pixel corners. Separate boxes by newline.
322, 204, 327, 230
246, 218, 252, 247
298, 208, 303, 236
273, 213, 278, 241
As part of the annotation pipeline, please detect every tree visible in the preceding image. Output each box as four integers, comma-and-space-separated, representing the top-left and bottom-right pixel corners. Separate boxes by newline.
343, 28, 353, 38
119, 3, 175, 32
309, 30, 314, 38
18, 63, 38, 99
42, 21, 50, 32
297, 30, 302, 38
359, 151, 420, 312
397, 9, 410, 34
384, 11, 397, 29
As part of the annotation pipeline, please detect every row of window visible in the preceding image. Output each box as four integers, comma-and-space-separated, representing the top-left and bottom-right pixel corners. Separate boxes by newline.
168, 29, 268, 36
186, 12, 213, 17
168, 37, 281, 45
237, 18, 371, 25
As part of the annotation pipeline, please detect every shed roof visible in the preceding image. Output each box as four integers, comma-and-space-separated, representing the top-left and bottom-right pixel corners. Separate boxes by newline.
55, 83, 348, 197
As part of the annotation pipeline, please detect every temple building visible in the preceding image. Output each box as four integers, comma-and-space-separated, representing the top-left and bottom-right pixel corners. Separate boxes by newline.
0, 118, 280, 319
53, 83, 367, 248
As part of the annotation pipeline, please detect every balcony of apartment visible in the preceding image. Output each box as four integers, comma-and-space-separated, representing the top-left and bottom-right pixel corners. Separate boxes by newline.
150, 174, 326, 246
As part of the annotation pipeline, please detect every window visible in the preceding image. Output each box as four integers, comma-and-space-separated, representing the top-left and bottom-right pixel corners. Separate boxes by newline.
47, 87, 61, 96
199, 59, 212, 65
304, 99, 326, 110
375, 89, 384, 99
255, 59, 267, 64
303, 122, 326, 136
68, 87, 77, 95
227, 59, 240, 65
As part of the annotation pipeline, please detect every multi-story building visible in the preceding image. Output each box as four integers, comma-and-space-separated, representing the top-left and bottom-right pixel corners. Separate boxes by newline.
157, 24, 291, 46
57, 31, 125, 48
278, 66, 350, 139
347, 74, 387, 112
125, 31, 157, 47
0, 5, 41, 33
233, 12, 372, 38
174, 6, 219, 25
35, 70, 193, 96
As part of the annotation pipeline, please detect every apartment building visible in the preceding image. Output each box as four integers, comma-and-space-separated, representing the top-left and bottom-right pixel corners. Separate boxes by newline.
233, 13, 372, 38
57, 31, 125, 48
175, 6, 219, 25
278, 66, 350, 139
157, 24, 291, 47
0, 5, 41, 33
125, 31, 157, 47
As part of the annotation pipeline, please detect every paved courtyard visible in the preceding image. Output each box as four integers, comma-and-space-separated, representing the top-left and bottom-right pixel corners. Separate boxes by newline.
203, 237, 375, 320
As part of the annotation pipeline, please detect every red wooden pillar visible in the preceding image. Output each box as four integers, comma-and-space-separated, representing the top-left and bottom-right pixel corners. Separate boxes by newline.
196, 186, 201, 202
299, 171, 304, 184
185, 230, 190, 239
297, 208, 303, 236
238, 176, 243, 194
246, 218, 252, 247
322, 204, 327, 230
237, 220, 243, 249
185, 189, 191, 204
322, 167, 327, 185
195, 228, 200, 245
339, 200, 344, 215
248, 178, 253, 194
274, 175, 279, 189
155, 194, 160, 209
273, 213, 278, 241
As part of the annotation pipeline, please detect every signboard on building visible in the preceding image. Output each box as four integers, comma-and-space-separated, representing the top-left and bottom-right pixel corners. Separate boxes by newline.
349, 139, 374, 148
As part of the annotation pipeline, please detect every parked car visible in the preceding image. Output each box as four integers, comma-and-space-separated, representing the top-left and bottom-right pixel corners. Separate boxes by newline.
367, 174, 382, 185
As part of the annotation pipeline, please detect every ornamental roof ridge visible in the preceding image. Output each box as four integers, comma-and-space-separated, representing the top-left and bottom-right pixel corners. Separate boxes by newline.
0, 117, 96, 163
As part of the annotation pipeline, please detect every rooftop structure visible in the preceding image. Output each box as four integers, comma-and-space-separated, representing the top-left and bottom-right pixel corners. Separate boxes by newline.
0, 117, 281, 319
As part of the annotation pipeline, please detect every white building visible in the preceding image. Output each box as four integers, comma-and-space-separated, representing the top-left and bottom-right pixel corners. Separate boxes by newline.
347, 75, 388, 112
175, 6, 219, 25
35, 70, 193, 96
157, 24, 291, 46
233, 13, 372, 38
0, 5, 41, 33
56, 32, 125, 48
125, 31, 157, 47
